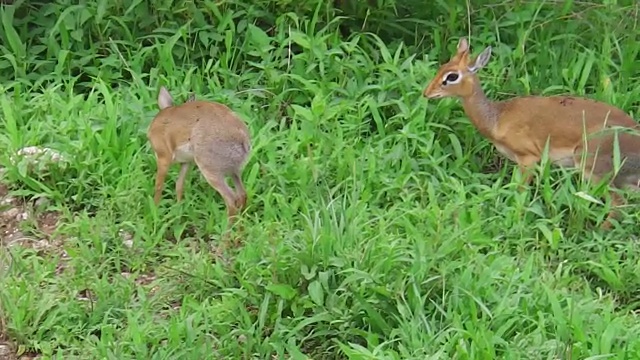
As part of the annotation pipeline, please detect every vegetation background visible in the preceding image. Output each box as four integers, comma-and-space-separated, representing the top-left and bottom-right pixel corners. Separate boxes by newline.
1, 0, 640, 358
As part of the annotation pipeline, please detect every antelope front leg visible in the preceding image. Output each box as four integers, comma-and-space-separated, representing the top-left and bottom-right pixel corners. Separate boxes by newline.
515, 155, 539, 191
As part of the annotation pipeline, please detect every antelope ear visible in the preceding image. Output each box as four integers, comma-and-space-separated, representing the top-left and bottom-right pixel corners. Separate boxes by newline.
158, 86, 173, 109
468, 46, 492, 73
456, 37, 470, 54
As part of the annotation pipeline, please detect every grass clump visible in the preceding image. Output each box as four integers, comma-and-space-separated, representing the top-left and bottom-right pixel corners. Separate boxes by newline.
1, 0, 640, 359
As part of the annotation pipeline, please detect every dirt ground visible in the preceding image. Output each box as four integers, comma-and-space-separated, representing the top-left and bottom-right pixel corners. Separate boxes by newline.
1, 180, 62, 360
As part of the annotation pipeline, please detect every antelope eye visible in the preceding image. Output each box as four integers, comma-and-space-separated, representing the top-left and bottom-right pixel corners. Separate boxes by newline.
445, 72, 459, 82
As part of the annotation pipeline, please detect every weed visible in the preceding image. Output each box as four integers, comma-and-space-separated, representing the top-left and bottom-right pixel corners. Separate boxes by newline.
1, 0, 640, 359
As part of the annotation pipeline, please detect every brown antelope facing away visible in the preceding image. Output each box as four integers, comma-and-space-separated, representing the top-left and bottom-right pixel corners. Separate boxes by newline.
422, 37, 640, 229
147, 86, 252, 227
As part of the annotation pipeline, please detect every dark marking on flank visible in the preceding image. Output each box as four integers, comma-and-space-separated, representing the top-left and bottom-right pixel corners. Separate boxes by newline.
559, 97, 575, 106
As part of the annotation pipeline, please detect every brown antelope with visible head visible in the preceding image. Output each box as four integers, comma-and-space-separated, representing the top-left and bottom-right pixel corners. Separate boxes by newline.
147, 86, 251, 227
423, 37, 640, 229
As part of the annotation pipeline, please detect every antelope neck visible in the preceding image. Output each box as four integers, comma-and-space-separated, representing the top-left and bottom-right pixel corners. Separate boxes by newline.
460, 81, 499, 138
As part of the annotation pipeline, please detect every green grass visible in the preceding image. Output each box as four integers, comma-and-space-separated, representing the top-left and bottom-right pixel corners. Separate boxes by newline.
1, 0, 640, 359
